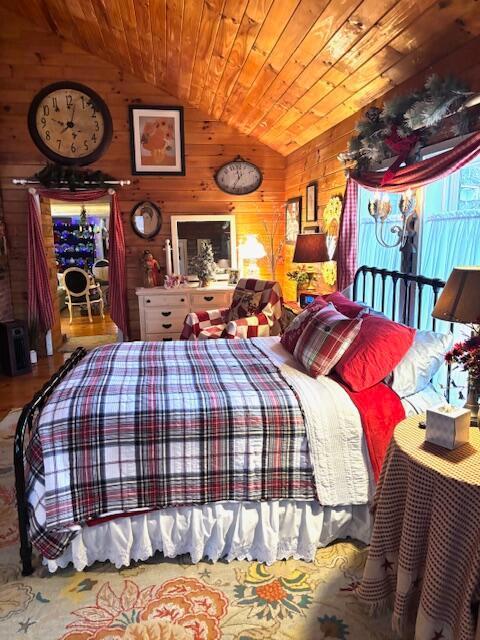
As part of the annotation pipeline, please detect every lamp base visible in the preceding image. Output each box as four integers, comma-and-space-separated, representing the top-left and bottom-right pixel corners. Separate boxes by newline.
304, 271, 316, 291
465, 382, 479, 427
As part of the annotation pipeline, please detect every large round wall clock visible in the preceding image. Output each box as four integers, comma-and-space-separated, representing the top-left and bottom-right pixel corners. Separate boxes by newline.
27, 81, 113, 165
214, 156, 262, 195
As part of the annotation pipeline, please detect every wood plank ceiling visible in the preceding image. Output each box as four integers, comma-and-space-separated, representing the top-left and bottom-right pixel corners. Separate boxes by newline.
3, 0, 480, 155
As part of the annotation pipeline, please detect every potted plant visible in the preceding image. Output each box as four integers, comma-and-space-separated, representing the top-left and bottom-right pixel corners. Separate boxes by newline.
286, 268, 317, 299
189, 241, 217, 287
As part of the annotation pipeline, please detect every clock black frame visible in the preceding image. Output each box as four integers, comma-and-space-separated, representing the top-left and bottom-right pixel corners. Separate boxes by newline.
27, 81, 113, 166
214, 156, 263, 195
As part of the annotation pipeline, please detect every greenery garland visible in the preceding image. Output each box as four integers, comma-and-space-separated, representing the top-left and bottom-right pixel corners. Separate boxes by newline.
34, 163, 116, 191
338, 75, 473, 175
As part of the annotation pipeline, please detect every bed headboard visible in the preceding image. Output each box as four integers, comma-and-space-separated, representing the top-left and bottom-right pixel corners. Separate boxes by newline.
352, 265, 453, 399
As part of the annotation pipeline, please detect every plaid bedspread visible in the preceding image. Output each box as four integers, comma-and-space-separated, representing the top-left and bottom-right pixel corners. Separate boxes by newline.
26, 340, 314, 559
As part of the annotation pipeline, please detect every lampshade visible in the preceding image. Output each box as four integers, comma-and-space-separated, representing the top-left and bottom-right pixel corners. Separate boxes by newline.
240, 234, 266, 260
293, 233, 330, 264
432, 266, 480, 324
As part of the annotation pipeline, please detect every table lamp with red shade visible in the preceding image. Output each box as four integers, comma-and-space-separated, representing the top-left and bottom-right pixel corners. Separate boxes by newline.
292, 233, 330, 292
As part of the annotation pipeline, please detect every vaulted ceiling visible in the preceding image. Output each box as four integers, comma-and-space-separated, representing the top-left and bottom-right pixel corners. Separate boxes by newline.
3, 0, 480, 155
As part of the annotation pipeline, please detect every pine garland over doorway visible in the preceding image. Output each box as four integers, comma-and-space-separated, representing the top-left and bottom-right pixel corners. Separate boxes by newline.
338, 75, 473, 175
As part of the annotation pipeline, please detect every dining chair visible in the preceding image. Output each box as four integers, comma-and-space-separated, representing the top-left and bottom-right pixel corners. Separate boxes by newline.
63, 267, 105, 323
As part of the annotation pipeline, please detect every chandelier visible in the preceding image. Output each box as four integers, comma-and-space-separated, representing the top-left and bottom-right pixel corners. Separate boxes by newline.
368, 189, 417, 248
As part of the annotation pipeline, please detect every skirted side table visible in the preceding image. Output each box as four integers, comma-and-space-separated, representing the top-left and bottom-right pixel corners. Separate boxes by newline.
356, 415, 480, 640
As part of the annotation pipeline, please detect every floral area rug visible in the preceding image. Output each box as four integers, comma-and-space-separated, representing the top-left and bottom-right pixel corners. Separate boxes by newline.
0, 410, 395, 639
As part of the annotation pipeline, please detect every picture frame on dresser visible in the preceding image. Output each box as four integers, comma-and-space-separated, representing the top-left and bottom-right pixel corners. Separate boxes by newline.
129, 105, 185, 175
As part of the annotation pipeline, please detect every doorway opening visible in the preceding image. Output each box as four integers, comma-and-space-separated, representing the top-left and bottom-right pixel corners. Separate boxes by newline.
49, 197, 118, 351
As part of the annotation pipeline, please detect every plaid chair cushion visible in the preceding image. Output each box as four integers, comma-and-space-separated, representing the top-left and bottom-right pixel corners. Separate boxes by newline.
227, 290, 263, 322
198, 325, 226, 339
293, 304, 363, 378
280, 296, 328, 354
180, 279, 284, 340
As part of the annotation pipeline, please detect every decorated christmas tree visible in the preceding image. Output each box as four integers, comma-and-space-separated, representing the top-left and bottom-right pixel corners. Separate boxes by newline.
189, 241, 217, 286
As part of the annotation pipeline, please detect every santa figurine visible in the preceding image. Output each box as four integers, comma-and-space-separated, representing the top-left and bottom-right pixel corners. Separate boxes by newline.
142, 249, 161, 287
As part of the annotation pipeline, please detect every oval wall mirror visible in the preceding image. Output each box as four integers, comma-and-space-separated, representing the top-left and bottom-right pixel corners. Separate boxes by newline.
130, 201, 162, 239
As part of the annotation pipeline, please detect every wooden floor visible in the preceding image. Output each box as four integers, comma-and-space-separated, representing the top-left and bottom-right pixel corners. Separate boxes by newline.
0, 351, 68, 420
61, 309, 117, 338
0, 312, 117, 421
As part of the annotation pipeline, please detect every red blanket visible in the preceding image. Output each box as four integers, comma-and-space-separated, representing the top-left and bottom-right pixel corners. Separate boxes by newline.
333, 376, 406, 481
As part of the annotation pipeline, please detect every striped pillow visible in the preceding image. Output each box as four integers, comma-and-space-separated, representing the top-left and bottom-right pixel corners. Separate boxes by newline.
293, 304, 363, 377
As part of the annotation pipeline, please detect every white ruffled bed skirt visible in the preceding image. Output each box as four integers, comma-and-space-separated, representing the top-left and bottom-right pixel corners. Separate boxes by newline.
44, 500, 372, 572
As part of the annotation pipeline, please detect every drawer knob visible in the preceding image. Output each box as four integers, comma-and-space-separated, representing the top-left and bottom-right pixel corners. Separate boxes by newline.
180, 298, 185, 302
163, 337, 173, 342
162, 323, 172, 329
204, 296, 214, 302
146, 299, 151, 304
161, 311, 171, 317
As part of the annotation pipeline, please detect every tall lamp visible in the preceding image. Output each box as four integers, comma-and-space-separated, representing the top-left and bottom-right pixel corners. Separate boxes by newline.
432, 266, 480, 423
240, 234, 266, 278
292, 233, 330, 291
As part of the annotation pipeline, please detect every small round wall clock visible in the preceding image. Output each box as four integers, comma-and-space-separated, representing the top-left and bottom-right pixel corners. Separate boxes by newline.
28, 81, 113, 165
214, 156, 262, 195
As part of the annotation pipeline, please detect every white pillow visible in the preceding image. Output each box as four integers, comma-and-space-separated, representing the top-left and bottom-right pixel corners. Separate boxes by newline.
390, 330, 453, 398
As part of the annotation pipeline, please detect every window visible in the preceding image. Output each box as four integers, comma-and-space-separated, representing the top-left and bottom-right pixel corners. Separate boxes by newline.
357, 154, 480, 400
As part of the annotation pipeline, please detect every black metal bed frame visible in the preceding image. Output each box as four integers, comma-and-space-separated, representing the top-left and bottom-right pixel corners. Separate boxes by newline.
13, 266, 453, 576
14, 347, 87, 575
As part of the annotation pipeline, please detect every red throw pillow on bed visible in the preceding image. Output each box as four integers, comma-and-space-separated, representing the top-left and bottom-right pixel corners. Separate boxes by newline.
324, 292, 365, 318
293, 305, 363, 377
280, 296, 328, 354
334, 315, 416, 391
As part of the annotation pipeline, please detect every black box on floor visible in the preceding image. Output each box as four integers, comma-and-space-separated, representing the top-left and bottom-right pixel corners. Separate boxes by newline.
0, 320, 32, 376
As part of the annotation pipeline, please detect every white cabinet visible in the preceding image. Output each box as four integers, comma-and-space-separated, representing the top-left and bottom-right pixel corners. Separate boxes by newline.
136, 285, 235, 341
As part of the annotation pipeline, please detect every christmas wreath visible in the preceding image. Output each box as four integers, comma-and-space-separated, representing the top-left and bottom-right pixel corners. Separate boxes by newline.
338, 75, 473, 181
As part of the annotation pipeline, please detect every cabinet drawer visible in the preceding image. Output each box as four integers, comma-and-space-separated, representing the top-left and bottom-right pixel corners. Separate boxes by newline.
144, 309, 185, 333
190, 291, 231, 310
146, 333, 179, 342
141, 293, 188, 308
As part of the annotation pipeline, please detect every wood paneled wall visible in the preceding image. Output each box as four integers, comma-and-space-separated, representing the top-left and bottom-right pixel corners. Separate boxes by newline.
0, 8, 286, 341
284, 36, 480, 301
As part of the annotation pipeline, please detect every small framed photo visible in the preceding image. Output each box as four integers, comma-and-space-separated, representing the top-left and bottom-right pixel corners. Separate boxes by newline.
285, 196, 302, 245
129, 105, 185, 175
306, 181, 318, 222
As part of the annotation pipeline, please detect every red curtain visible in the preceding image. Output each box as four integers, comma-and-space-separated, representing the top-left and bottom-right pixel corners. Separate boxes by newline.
337, 131, 480, 289
27, 188, 129, 338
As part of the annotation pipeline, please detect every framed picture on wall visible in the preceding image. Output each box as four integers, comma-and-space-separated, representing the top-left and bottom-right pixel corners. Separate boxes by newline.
306, 181, 318, 222
129, 105, 185, 175
285, 196, 302, 245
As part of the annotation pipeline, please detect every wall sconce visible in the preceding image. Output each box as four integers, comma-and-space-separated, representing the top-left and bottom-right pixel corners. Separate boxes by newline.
368, 189, 417, 249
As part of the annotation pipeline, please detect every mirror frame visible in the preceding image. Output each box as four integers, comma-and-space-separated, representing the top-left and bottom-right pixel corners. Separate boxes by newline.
171, 214, 237, 276
130, 200, 162, 239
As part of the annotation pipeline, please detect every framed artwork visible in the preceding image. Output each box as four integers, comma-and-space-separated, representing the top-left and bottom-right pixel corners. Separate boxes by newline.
129, 105, 185, 175
285, 196, 302, 245
306, 181, 318, 222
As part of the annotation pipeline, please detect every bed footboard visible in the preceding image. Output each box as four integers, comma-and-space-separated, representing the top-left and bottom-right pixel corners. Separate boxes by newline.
14, 347, 87, 576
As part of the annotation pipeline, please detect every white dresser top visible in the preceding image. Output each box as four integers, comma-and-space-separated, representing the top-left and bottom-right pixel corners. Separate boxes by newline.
136, 284, 236, 295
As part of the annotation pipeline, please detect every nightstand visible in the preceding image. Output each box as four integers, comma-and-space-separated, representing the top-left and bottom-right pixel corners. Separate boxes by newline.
357, 414, 480, 639
282, 301, 302, 332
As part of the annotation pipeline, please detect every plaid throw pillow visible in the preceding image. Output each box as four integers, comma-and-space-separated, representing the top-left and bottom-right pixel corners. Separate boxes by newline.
280, 296, 328, 354
228, 290, 263, 322
293, 304, 363, 377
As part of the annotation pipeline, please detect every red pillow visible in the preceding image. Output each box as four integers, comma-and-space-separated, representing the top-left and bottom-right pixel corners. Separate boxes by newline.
334, 315, 416, 391
280, 296, 327, 354
324, 292, 364, 318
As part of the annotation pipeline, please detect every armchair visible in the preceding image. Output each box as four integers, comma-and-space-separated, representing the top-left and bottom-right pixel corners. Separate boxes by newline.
180, 279, 283, 340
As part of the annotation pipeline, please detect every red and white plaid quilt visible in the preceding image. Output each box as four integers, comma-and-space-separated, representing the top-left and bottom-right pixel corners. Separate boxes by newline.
26, 340, 314, 559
